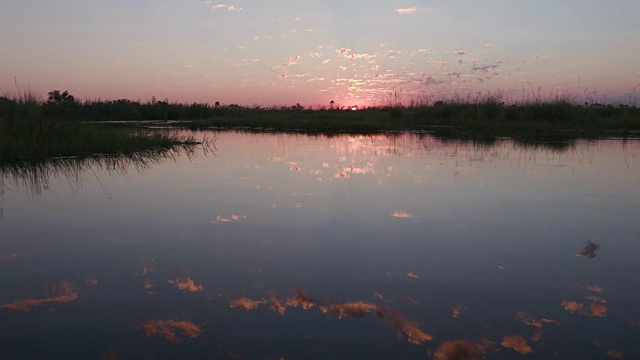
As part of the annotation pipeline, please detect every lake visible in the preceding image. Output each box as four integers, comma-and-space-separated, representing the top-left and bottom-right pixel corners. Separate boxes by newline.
1, 131, 639, 359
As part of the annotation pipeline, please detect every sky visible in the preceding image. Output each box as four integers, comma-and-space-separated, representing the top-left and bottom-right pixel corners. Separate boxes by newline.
1, 0, 639, 107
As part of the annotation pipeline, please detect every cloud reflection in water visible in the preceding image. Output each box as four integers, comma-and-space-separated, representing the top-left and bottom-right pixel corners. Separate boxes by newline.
1, 279, 79, 311
228, 289, 432, 345
138, 319, 203, 344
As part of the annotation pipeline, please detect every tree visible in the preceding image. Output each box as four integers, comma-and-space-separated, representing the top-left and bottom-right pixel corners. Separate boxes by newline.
47, 90, 76, 105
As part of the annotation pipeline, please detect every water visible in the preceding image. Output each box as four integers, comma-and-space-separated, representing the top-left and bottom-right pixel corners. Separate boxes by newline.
1, 131, 639, 359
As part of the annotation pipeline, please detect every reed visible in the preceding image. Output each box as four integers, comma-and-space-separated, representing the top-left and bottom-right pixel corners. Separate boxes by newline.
0, 91, 196, 161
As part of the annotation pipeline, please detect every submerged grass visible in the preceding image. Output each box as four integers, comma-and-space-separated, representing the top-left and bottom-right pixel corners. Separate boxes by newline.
0, 91, 197, 161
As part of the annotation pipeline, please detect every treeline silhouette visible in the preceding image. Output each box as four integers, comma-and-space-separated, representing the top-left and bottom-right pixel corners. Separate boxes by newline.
0, 90, 230, 121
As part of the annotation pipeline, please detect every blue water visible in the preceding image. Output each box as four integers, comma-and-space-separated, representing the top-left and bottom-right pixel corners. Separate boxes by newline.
1, 132, 639, 359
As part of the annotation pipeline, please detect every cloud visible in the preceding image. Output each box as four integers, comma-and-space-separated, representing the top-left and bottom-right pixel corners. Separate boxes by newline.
447, 51, 471, 55
213, 213, 246, 223
337, 48, 352, 57
395, 7, 417, 15
472, 64, 499, 73
500, 335, 533, 355
322, 59, 331, 64
212, 4, 243, 12
424, 76, 445, 86
284, 55, 301, 66
138, 320, 203, 344
576, 241, 600, 258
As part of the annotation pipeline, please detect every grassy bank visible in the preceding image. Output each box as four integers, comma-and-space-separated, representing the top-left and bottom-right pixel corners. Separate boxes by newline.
2, 90, 639, 162
179, 100, 640, 138
0, 92, 197, 161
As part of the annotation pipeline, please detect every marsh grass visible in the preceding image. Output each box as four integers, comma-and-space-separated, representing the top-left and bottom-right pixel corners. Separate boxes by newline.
0, 91, 197, 161
179, 98, 640, 139
2, 90, 639, 162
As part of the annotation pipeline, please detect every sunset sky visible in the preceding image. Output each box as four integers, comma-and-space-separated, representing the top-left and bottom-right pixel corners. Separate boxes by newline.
1, 0, 639, 107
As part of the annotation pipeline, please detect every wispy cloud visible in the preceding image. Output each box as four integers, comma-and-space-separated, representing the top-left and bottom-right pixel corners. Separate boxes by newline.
447, 50, 472, 55
284, 55, 301, 66
394, 7, 417, 15
212, 4, 243, 12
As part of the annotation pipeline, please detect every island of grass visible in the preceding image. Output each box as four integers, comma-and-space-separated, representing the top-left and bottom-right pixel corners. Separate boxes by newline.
0, 91, 197, 162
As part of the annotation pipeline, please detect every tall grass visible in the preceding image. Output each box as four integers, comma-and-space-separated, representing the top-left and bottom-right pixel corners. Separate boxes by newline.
0, 91, 196, 161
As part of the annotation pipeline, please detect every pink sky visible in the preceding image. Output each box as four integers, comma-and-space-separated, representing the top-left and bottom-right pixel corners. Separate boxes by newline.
1, 1, 639, 107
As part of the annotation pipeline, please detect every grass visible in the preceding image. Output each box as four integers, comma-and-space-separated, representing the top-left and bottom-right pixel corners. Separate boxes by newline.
1, 90, 639, 162
0, 91, 198, 161
179, 99, 640, 138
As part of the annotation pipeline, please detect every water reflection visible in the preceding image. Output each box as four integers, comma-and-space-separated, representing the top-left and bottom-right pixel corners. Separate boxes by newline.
1, 131, 639, 359
576, 240, 601, 258
0, 142, 205, 198
138, 319, 203, 344
1, 279, 79, 311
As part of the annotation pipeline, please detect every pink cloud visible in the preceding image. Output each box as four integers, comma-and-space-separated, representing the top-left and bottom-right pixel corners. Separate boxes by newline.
395, 7, 417, 15
212, 4, 242, 12
447, 51, 471, 55
284, 56, 301, 66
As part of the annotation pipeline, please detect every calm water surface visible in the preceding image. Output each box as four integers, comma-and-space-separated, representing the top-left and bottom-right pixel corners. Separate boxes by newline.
1, 131, 639, 359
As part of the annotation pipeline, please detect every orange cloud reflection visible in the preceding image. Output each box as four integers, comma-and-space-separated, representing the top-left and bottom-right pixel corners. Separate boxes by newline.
433, 340, 482, 360
1, 280, 78, 311
330, 301, 377, 319
0, 253, 18, 261
138, 319, 203, 344
516, 312, 543, 328
284, 289, 318, 310
561, 300, 607, 317
267, 290, 287, 315
229, 297, 266, 311
500, 335, 533, 355
588, 303, 608, 317
451, 305, 464, 319
392, 211, 413, 218
375, 307, 433, 345
606, 349, 625, 358
561, 300, 584, 313
169, 277, 204, 292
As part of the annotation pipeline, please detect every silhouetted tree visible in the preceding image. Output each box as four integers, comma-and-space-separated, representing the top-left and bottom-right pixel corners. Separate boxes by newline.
47, 90, 76, 105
